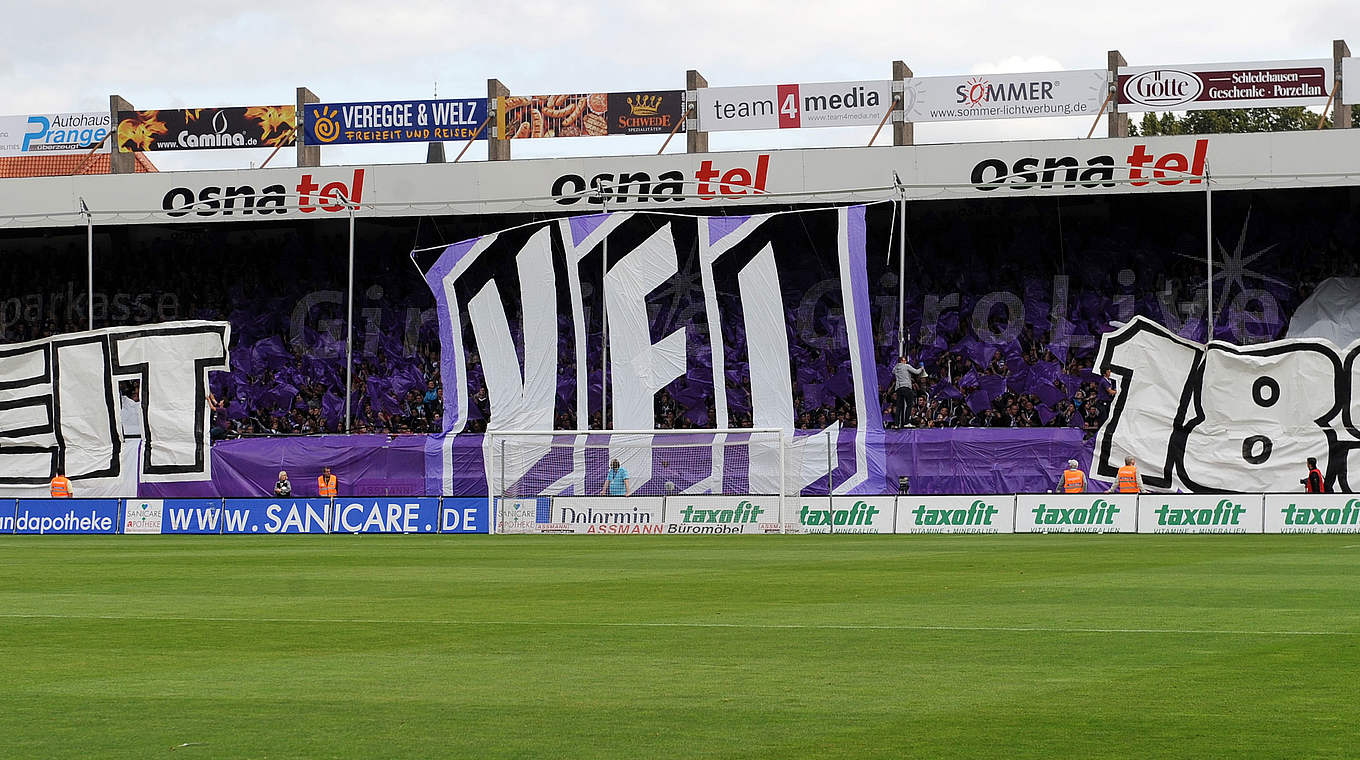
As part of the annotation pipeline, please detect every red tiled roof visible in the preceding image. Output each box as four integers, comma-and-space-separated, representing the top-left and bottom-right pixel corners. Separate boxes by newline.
0, 152, 157, 178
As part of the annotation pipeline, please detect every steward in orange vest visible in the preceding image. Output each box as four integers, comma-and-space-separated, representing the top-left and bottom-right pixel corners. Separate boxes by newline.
1107, 457, 1141, 493
50, 471, 73, 498
318, 467, 338, 498
1058, 459, 1086, 493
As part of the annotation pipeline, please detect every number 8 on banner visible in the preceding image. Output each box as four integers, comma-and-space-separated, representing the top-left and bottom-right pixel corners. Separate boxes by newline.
777, 84, 800, 129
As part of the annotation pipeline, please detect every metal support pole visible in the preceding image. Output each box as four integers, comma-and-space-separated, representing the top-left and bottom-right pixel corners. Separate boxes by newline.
344, 201, 356, 433
1205, 165, 1214, 340
600, 197, 609, 429
897, 195, 906, 358
778, 430, 787, 534
83, 200, 93, 330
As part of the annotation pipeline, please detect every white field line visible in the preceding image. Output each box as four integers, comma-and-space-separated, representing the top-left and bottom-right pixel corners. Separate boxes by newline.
0, 613, 1353, 637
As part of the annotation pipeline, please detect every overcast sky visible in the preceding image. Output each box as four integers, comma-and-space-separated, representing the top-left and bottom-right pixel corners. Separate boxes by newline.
2, 0, 1355, 170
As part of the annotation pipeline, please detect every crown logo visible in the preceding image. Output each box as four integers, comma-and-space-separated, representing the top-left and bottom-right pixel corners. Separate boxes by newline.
627, 94, 662, 116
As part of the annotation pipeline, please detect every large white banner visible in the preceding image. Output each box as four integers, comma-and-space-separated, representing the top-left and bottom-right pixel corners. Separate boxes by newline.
894, 496, 1014, 534
1093, 316, 1360, 493
0, 322, 230, 496
0, 112, 111, 157
902, 70, 1107, 123
695, 81, 893, 132
1015, 494, 1137, 533
1118, 59, 1332, 112
1263, 494, 1360, 533
1137, 494, 1263, 533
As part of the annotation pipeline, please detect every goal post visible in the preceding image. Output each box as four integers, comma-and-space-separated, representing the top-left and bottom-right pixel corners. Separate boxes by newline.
485, 428, 788, 533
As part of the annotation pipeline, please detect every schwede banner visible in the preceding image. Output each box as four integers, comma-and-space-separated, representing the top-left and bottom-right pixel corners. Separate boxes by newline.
1015, 494, 1137, 533
895, 496, 1014, 534
902, 70, 1107, 123
1118, 60, 1332, 112
496, 91, 684, 139
1137, 494, 1263, 534
118, 107, 296, 152
1263, 494, 1360, 533
548, 496, 665, 534
304, 99, 486, 145
0, 112, 111, 157
695, 81, 893, 132
795, 496, 896, 533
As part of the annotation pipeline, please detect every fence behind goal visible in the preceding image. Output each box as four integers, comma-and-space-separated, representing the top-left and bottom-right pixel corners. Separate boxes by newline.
485, 429, 788, 532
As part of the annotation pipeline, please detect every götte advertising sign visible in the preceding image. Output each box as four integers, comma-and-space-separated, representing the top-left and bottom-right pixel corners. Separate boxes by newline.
1117, 59, 1332, 112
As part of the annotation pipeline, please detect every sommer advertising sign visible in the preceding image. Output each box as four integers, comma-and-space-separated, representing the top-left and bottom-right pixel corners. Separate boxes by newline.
901, 70, 1108, 123
0, 112, 111, 156
118, 107, 296, 152
303, 99, 486, 145
496, 91, 684, 139
695, 80, 893, 132
1117, 60, 1332, 112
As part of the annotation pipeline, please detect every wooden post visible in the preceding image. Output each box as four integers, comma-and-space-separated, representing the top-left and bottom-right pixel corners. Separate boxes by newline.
686, 70, 708, 153
296, 87, 320, 167
488, 79, 511, 161
109, 95, 135, 174
1335, 40, 1352, 129
893, 60, 913, 146
1107, 50, 1129, 138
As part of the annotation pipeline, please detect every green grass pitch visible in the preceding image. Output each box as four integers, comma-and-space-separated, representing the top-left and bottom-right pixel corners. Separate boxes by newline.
1, 535, 1356, 759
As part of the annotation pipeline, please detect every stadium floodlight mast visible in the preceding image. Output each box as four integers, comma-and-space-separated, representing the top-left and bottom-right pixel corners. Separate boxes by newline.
78, 197, 92, 330
342, 189, 356, 434
1205, 163, 1214, 338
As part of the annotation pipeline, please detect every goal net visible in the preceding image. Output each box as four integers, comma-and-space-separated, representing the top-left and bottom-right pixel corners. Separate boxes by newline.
485, 428, 788, 533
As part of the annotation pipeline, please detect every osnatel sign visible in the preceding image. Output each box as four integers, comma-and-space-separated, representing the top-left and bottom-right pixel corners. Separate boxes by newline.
1117, 59, 1332, 112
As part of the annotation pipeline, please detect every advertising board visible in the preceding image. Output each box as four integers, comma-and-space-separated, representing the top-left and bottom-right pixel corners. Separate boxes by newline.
304, 99, 486, 145
220, 498, 329, 534
696, 81, 893, 132
0, 112, 111, 157
548, 496, 665, 534
1118, 60, 1331, 112
662, 495, 782, 534
497, 91, 684, 139
330, 497, 441, 533
122, 498, 163, 534
117, 107, 296, 152
1014, 494, 1137, 533
793, 496, 896, 534
440, 497, 490, 534
14, 499, 119, 534
0, 499, 15, 533
1263, 494, 1360, 533
895, 496, 1014, 534
159, 499, 225, 534
902, 70, 1107, 123
1136, 494, 1263, 534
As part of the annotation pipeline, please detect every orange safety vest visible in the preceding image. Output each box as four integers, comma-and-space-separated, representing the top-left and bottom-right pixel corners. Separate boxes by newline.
49, 475, 72, 498
318, 475, 338, 497
1116, 465, 1139, 493
1061, 469, 1085, 493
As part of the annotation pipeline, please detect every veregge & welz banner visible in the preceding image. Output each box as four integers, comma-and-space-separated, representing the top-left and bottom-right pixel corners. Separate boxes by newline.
0, 112, 111, 157
304, 99, 486, 145
117, 107, 296, 152
695, 81, 893, 132
1117, 59, 1332, 112
901, 70, 1108, 123
496, 91, 684, 139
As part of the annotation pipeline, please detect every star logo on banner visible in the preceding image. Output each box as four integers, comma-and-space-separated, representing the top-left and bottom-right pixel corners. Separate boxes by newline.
1177, 207, 1289, 319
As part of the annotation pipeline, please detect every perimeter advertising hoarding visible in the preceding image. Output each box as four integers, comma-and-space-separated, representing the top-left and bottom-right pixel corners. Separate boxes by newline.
0, 500, 13, 533
547, 496, 665, 534
14, 499, 119, 534
901, 70, 1107, 123
303, 99, 486, 145
6, 129, 1360, 228
1117, 59, 1331, 112
220, 498, 329, 534
1263, 494, 1360, 533
695, 81, 893, 132
895, 496, 1014, 534
0, 112, 111, 157
330, 497, 441, 533
160, 500, 225, 534
117, 107, 296, 152
663, 495, 782, 534
123, 498, 163, 534
794, 496, 896, 534
1345, 58, 1359, 105
1136, 495, 1264, 534
496, 91, 684, 139
1014, 494, 1137, 533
